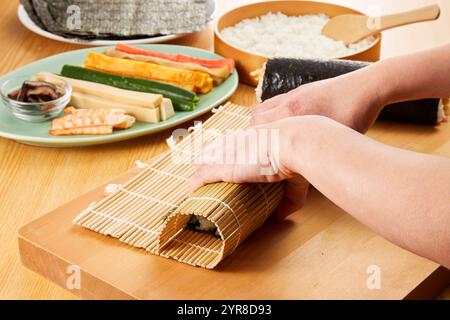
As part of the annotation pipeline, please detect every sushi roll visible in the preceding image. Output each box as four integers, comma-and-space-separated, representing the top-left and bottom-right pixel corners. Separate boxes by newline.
255, 58, 448, 125
185, 215, 220, 237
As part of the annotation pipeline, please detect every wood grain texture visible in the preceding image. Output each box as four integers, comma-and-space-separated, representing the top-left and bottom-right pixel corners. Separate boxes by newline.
1, 0, 450, 299
14, 183, 446, 299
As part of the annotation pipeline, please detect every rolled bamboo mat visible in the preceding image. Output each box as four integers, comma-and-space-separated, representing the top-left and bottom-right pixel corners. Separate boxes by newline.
73, 103, 285, 268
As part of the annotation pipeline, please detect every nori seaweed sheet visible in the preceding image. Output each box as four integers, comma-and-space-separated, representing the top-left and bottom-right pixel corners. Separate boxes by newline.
21, 0, 46, 30
30, 0, 60, 34
21, 0, 209, 40
261, 58, 440, 125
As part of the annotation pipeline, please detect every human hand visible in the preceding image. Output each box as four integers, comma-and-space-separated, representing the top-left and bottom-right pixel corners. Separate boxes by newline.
190, 117, 317, 219
252, 69, 386, 133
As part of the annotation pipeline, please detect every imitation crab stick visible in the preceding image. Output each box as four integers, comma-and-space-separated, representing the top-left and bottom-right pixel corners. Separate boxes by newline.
116, 44, 235, 71
105, 49, 231, 84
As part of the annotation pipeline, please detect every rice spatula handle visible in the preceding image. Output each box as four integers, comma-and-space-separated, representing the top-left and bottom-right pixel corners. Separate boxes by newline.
322, 4, 441, 45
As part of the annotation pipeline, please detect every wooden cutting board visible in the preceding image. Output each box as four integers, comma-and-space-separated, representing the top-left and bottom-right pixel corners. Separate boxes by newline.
18, 165, 450, 299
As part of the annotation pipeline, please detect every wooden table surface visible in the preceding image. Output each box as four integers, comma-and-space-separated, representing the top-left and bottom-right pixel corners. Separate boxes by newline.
1, 0, 449, 299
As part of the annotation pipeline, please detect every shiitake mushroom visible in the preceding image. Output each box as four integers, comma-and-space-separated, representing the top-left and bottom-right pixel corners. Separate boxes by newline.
8, 80, 64, 103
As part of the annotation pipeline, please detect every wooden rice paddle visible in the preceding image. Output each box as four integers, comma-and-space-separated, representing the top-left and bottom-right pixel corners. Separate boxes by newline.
322, 4, 440, 45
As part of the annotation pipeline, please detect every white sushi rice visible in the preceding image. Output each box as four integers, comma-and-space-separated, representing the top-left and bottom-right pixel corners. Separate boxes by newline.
220, 13, 375, 58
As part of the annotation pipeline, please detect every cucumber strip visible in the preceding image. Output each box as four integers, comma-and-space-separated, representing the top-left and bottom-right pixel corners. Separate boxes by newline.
60, 65, 199, 103
171, 99, 196, 112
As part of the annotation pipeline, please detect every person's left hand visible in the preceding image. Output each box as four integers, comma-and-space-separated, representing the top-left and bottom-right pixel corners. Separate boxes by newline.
252, 70, 385, 133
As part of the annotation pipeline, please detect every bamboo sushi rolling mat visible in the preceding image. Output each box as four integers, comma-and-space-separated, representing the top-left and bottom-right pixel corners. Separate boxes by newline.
73, 103, 284, 269
3, 0, 450, 300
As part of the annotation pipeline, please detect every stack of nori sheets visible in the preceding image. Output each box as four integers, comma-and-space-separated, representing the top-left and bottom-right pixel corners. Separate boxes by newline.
257, 58, 448, 125
21, 0, 209, 40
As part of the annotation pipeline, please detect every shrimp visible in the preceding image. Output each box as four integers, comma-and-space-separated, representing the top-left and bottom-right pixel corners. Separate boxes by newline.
50, 107, 136, 136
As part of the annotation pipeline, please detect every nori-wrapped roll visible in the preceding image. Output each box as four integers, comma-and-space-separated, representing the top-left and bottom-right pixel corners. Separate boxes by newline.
256, 58, 447, 125
185, 216, 220, 237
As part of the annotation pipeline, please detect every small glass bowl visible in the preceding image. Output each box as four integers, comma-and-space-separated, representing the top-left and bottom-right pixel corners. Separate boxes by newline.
0, 75, 72, 122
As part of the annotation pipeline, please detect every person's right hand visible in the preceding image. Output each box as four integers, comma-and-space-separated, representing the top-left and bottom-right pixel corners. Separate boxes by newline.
190, 116, 320, 220
252, 66, 387, 133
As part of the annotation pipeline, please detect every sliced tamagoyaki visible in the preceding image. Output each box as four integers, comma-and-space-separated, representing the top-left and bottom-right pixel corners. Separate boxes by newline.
84, 52, 213, 94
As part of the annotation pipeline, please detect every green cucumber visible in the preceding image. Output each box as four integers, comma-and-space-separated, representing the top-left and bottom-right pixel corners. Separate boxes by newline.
171, 99, 196, 112
60, 65, 199, 109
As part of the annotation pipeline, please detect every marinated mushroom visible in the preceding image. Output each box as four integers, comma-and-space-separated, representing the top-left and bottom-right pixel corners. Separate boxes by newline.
8, 81, 64, 103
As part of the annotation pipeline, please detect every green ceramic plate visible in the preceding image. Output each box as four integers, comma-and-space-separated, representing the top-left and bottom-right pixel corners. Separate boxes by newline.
0, 45, 238, 147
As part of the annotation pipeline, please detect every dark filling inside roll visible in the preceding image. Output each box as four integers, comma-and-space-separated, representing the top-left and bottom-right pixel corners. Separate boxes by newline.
185, 215, 220, 238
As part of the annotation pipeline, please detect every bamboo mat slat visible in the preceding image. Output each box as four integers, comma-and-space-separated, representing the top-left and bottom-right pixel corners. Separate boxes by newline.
73, 103, 284, 268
